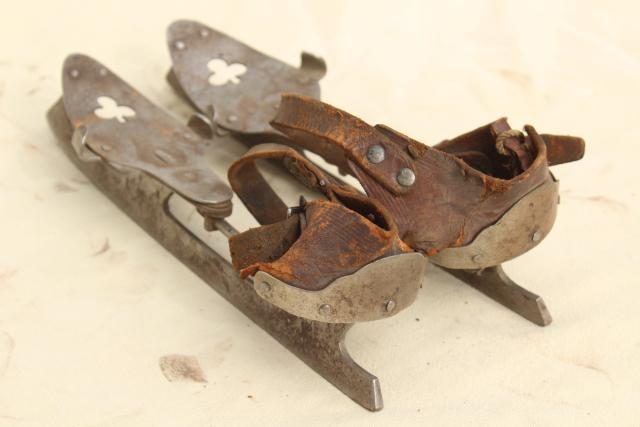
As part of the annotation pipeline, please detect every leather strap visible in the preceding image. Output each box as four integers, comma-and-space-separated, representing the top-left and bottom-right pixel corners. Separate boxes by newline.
268, 95, 564, 254
272, 94, 416, 195
227, 143, 336, 225
540, 134, 585, 165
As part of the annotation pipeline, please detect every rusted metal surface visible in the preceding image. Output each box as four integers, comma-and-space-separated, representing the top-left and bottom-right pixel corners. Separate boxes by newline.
62, 54, 233, 218
47, 98, 384, 412
440, 265, 552, 327
166, 20, 325, 135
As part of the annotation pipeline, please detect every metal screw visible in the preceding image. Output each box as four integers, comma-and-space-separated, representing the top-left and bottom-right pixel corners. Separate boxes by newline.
200, 28, 209, 37
227, 114, 238, 123
319, 304, 332, 316
366, 145, 385, 164
318, 179, 326, 187
472, 254, 484, 264
175, 40, 186, 50
70, 69, 80, 78
384, 299, 396, 312
396, 168, 416, 186
532, 231, 542, 242
258, 281, 271, 293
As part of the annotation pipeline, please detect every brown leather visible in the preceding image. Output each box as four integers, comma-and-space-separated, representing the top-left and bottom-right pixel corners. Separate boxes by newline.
270, 94, 586, 255
230, 200, 410, 291
227, 143, 342, 225
229, 214, 301, 272
227, 143, 411, 291
540, 134, 585, 166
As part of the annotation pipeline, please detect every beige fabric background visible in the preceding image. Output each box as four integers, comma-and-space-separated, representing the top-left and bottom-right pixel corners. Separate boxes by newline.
0, 0, 638, 425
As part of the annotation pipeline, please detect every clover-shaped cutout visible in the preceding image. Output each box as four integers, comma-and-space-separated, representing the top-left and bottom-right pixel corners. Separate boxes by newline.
94, 96, 136, 123
207, 58, 247, 86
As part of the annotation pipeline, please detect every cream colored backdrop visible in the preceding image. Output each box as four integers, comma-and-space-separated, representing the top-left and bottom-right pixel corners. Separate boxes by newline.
0, 1, 638, 426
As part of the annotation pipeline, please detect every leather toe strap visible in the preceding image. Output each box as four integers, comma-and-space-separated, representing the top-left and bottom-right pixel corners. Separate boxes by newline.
540, 134, 586, 165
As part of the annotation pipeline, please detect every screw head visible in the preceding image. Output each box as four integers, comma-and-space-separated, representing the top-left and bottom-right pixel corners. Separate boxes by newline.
532, 231, 542, 242
227, 114, 238, 123
384, 299, 396, 312
199, 28, 209, 37
100, 144, 112, 152
257, 281, 271, 294
472, 254, 484, 264
396, 168, 416, 186
366, 144, 385, 164
175, 40, 186, 50
69, 69, 80, 78
319, 304, 332, 316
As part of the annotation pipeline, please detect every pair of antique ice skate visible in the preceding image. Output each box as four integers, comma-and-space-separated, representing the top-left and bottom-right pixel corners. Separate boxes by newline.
48, 19, 584, 410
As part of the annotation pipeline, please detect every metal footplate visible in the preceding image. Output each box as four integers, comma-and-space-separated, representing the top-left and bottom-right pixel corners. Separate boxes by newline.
47, 55, 383, 411
166, 20, 326, 136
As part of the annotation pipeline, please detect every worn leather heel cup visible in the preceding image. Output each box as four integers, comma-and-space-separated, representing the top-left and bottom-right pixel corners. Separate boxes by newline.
269, 94, 585, 265
227, 143, 427, 323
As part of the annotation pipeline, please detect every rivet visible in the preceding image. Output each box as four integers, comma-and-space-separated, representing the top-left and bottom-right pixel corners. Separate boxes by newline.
366, 144, 385, 164
200, 28, 209, 37
532, 231, 542, 242
227, 114, 238, 123
183, 132, 193, 140
99, 68, 107, 77
396, 168, 416, 186
472, 254, 484, 264
70, 69, 80, 78
319, 304, 332, 316
318, 179, 326, 187
384, 299, 396, 312
175, 40, 186, 50
100, 144, 112, 152
258, 281, 271, 293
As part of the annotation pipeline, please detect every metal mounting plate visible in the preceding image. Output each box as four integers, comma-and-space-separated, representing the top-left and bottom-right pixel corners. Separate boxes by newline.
62, 54, 233, 217
167, 20, 325, 134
